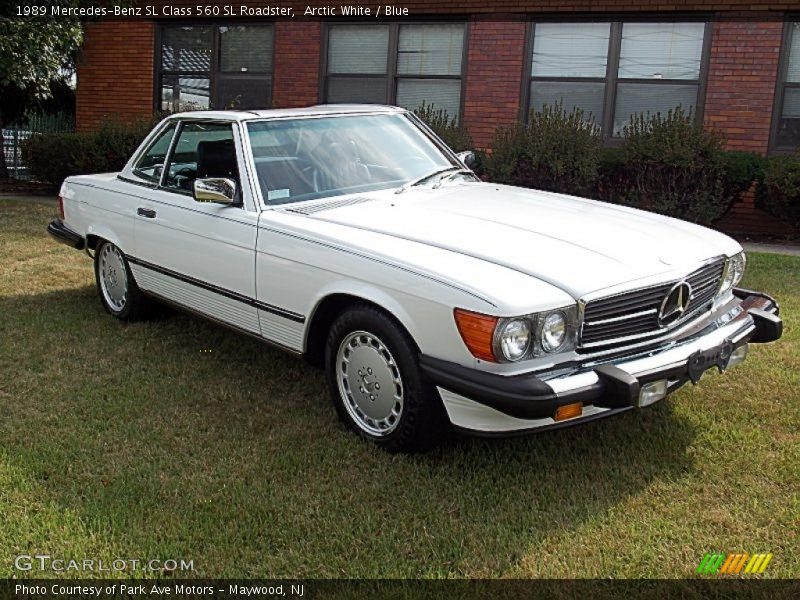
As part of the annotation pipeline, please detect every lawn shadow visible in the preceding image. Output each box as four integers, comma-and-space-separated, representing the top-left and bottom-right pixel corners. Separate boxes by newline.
0, 286, 698, 577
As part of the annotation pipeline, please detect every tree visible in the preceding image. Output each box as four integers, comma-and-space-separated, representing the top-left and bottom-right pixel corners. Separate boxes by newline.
0, 8, 84, 178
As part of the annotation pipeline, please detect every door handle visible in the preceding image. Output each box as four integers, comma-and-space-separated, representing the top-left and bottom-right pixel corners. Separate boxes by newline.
137, 207, 156, 218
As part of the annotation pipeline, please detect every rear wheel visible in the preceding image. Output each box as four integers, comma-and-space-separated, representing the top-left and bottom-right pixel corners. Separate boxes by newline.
94, 241, 148, 321
325, 304, 447, 453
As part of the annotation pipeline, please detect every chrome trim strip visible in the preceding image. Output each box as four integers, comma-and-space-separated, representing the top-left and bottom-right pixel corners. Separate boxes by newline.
585, 308, 657, 326
128, 255, 306, 323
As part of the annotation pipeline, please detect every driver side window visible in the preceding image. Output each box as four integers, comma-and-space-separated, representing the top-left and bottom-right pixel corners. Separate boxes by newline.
163, 122, 239, 193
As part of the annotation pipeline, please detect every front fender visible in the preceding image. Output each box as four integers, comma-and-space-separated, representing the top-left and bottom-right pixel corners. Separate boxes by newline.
303, 279, 478, 364
305, 281, 421, 347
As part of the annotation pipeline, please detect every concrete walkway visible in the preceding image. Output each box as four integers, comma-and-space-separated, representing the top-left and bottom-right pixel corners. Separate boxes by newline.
742, 242, 800, 257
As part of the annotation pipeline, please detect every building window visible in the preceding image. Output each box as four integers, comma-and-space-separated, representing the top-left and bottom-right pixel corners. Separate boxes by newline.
323, 23, 466, 119
773, 22, 800, 151
158, 24, 274, 112
526, 21, 709, 138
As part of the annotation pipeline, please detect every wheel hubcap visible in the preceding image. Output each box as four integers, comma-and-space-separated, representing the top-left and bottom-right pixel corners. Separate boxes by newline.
336, 331, 404, 436
99, 244, 128, 311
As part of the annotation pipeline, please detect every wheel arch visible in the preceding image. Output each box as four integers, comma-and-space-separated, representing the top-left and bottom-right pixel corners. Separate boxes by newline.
303, 287, 420, 367
85, 224, 127, 255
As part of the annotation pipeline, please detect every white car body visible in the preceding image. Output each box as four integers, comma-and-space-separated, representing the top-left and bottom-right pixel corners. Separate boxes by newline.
49, 105, 782, 440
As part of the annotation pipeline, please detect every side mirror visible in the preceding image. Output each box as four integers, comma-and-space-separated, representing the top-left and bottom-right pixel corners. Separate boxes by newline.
193, 178, 237, 205
456, 150, 477, 169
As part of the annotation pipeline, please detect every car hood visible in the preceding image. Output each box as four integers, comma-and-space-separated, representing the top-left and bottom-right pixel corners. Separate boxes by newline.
301, 182, 741, 299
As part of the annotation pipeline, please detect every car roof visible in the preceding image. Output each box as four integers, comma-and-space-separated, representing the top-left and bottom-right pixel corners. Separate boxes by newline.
167, 104, 406, 122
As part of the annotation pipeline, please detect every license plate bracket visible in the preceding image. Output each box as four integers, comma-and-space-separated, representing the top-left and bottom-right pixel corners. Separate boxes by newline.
687, 339, 734, 384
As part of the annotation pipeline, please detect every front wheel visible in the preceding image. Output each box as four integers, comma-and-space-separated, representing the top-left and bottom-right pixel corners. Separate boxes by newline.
325, 305, 447, 453
94, 241, 148, 321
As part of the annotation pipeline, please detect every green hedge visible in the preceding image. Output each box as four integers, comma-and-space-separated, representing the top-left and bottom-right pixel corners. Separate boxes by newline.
602, 108, 734, 225
21, 119, 156, 186
482, 102, 601, 196
755, 152, 800, 231
486, 105, 769, 227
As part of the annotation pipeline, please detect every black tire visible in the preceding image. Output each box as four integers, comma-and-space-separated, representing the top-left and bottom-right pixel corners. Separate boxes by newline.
325, 303, 448, 453
94, 240, 149, 321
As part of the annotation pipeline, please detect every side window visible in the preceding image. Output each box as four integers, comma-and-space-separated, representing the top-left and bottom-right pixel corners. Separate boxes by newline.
132, 124, 176, 183
163, 122, 238, 193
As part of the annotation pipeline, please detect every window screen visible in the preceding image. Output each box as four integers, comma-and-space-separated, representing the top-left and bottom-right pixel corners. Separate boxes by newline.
220, 25, 274, 73
529, 23, 610, 127
526, 21, 708, 139
324, 23, 466, 121
532, 22, 610, 78
158, 24, 273, 112
774, 23, 800, 150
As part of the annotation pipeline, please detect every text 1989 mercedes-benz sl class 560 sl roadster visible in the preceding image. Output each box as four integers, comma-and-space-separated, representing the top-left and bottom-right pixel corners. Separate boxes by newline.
48, 105, 783, 452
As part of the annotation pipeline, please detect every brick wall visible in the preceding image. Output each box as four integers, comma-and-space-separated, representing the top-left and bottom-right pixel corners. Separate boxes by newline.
272, 21, 321, 108
76, 21, 155, 131
463, 19, 527, 149
704, 20, 793, 236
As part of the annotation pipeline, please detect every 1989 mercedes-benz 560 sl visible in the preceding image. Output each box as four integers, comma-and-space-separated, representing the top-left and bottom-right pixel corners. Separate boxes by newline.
48, 105, 783, 452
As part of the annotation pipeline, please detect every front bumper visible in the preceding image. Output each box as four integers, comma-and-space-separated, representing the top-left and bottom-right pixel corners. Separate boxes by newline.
421, 290, 782, 435
47, 219, 85, 250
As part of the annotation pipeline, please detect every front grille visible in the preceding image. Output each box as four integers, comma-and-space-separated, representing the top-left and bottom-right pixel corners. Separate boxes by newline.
580, 258, 726, 350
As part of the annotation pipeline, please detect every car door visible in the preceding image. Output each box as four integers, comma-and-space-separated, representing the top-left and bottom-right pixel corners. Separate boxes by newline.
130, 119, 261, 335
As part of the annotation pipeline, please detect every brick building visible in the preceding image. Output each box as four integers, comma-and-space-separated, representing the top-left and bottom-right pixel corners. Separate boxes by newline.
75, 1, 800, 235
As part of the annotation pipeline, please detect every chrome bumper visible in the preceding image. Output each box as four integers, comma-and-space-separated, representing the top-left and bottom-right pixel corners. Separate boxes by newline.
423, 290, 781, 435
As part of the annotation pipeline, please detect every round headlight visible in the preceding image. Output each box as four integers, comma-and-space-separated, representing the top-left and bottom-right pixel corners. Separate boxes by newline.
732, 252, 746, 287
719, 252, 746, 295
497, 319, 531, 362
541, 311, 567, 352
720, 261, 736, 294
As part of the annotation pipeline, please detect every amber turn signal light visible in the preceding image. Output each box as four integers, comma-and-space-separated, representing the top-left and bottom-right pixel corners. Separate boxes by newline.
554, 402, 583, 422
453, 308, 498, 362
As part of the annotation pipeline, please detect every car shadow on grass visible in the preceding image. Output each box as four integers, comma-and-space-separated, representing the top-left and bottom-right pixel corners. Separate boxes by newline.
0, 286, 698, 578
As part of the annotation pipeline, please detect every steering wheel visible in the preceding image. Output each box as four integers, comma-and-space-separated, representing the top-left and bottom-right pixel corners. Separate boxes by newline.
174, 167, 195, 178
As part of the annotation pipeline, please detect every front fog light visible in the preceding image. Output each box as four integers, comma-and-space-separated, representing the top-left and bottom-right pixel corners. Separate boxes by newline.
497, 318, 531, 362
639, 380, 668, 407
541, 311, 567, 352
726, 344, 749, 370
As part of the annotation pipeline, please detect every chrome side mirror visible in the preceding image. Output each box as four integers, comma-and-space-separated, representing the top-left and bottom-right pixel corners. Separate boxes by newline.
456, 150, 477, 169
193, 178, 237, 205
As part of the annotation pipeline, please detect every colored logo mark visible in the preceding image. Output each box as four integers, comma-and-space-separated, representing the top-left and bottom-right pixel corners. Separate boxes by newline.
696, 553, 773, 575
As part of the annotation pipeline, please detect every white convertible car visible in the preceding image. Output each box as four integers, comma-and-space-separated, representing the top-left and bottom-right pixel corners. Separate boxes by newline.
48, 105, 783, 452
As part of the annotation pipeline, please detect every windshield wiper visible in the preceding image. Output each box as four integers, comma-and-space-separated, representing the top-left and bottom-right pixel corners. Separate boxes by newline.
395, 166, 462, 194
432, 169, 475, 189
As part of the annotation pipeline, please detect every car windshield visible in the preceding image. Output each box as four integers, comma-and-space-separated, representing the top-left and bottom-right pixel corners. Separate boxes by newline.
247, 113, 459, 205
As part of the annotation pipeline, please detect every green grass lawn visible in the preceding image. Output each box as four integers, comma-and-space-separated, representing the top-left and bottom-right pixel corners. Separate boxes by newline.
0, 198, 798, 579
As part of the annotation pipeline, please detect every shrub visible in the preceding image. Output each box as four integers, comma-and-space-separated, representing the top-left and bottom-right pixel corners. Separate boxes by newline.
482, 101, 601, 196
413, 101, 473, 153
595, 147, 627, 204
22, 118, 157, 186
755, 152, 800, 232
719, 150, 765, 212
605, 107, 730, 225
